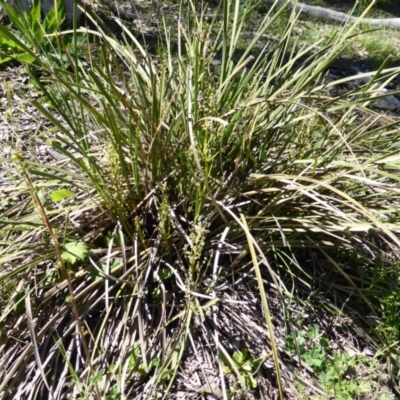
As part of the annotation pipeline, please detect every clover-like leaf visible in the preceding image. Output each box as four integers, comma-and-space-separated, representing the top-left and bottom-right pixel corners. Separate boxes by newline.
307, 324, 320, 339
61, 241, 89, 264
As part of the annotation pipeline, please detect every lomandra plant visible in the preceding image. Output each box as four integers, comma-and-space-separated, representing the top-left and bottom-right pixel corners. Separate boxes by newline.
1, 0, 400, 398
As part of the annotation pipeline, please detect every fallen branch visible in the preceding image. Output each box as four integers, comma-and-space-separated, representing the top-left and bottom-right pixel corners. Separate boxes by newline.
264, 0, 400, 30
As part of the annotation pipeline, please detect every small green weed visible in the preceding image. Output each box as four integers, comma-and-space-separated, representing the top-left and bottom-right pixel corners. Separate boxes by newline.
221, 348, 269, 390
76, 366, 122, 400
128, 343, 156, 377
286, 324, 393, 399
61, 240, 89, 265
76, 368, 104, 400
128, 342, 176, 383
370, 268, 400, 364
285, 324, 329, 370
318, 352, 371, 399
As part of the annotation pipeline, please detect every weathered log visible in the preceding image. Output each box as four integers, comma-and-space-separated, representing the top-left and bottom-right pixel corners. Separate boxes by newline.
264, 0, 400, 30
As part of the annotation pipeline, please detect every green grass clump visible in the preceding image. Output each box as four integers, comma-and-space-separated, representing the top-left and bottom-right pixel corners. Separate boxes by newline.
1, 0, 400, 398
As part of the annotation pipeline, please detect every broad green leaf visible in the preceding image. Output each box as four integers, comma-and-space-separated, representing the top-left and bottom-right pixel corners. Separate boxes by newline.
51, 188, 76, 202
297, 334, 306, 347
109, 364, 117, 374
12, 290, 26, 313
233, 349, 248, 366
30, 0, 42, 27
241, 360, 253, 372
43, 0, 65, 30
151, 287, 162, 300
15, 53, 37, 64
0, 36, 23, 51
307, 324, 320, 339
303, 346, 326, 368
91, 369, 104, 385
0, 23, 34, 55
222, 365, 232, 374
0, 56, 13, 65
61, 241, 89, 264
150, 357, 161, 369
319, 371, 331, 386
285, 335, 296, 350
319, 337, 330, 348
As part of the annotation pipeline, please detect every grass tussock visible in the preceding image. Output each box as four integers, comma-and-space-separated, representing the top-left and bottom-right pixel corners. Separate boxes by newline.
1, 0, 400, 398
